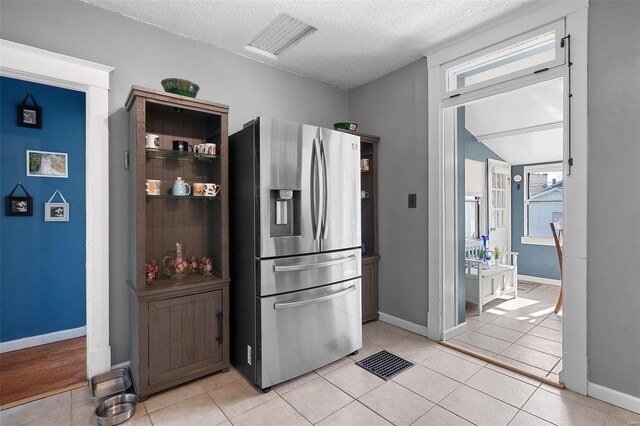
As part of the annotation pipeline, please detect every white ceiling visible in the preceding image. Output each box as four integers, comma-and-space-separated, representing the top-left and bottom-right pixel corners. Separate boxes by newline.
84, 0, 538, 89
465, 78, 563, 165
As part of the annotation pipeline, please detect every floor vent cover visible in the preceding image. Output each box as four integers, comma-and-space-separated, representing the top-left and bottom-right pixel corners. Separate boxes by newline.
356, 351, 414, 380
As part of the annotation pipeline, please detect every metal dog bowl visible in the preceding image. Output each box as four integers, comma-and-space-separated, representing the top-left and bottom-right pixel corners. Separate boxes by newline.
94, 393, 138, 426
89, 368, 133, 407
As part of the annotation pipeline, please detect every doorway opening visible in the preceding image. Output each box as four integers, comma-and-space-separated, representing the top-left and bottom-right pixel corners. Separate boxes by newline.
0, 39, 113, 410
443, 78, 565, 384
0, 76, 88, 407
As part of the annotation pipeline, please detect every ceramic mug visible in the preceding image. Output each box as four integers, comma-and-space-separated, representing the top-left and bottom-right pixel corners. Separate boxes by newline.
361, 190, 370, 199
146, 179, 161, 195
145, 134, 160, 149
195, 143, 216, 155
173, 140, 193, 152
203, 183, 221, 197
205, 143, 216, 155
193, 183, 205, 197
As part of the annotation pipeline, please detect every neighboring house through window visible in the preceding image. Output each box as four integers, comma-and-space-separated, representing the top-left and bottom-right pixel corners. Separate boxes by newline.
523, 163, 563, 245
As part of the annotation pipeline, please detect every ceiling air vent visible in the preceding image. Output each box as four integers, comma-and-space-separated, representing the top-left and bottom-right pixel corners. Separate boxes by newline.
244, 13, 316, 60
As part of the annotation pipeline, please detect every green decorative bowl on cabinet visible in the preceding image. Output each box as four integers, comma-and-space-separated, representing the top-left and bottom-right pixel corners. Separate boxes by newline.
161, 78, 200, 98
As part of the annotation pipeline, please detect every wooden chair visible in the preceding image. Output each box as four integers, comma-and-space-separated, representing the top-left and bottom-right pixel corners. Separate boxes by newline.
550, 222, 563, 313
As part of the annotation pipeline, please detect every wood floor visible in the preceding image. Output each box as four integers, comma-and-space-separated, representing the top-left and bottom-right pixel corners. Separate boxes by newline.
0, 337, 86, 407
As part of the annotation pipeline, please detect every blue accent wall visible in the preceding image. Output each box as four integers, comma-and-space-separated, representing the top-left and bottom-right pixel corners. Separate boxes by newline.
511, 164, 561, 280
1, 77, 86, 342
457, 107, 504, 323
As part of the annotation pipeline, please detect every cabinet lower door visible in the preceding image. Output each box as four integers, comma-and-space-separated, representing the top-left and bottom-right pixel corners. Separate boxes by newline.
361, 262, 379, 323
148, 291, 223, 386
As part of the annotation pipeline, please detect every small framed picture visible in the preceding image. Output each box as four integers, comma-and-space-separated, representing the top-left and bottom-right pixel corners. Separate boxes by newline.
17, 93, 42, 129
5, 182, 33, 216
6, 196, 33, 216
44, 190, 69, 222
27, 150, 68, 178
45, 203, 69, 222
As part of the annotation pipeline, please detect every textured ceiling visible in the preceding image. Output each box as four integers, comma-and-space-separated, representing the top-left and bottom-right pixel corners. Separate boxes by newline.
84, 0, 538, 89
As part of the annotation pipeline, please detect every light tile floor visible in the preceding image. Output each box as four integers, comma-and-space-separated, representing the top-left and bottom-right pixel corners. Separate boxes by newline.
2, 319, 639, 426
449, 283, 565, 382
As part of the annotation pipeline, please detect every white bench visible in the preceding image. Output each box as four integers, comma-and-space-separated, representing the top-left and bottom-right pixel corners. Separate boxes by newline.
464, 241, 518, 316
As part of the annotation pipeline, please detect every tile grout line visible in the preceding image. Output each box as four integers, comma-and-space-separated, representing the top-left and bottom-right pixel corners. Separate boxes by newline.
495, 342, 560, 373
516, 383, 563, 426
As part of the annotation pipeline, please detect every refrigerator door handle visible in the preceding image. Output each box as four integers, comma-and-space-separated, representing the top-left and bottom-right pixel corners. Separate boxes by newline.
273, 255, 356, 272
313, 139, 326, 240
311, 138, 319, 239
273, 284, 357, 310
320, 138, 328, 239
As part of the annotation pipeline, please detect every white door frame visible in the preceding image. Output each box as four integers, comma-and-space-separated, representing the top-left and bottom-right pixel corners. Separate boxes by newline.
425, 2, 589, 395
0, 39, 114, 378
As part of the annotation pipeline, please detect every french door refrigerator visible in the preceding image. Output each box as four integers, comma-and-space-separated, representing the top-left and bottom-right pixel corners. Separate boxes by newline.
230, 117, 362, 390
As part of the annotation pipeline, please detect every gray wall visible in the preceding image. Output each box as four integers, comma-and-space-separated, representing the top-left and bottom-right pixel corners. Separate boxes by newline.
587, 1, 640, 398
347, 59, 429, 327
0, 0, 347, 364
511, 164, 561, 280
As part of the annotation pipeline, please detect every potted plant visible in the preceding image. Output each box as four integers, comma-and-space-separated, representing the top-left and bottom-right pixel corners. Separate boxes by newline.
493, 246, 501, 265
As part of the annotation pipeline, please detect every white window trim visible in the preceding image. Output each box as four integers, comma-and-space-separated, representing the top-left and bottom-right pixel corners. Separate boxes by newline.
523, 162, 563, 245
521, 236, 556, 246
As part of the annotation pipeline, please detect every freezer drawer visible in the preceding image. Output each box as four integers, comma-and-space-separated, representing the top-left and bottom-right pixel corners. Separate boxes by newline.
257, 279, 362, 389
258, 248, 361, 296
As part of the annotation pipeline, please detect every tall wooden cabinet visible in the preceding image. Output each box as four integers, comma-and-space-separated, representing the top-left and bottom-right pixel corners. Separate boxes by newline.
339, 129, 380, 323
125, 86, 230, 398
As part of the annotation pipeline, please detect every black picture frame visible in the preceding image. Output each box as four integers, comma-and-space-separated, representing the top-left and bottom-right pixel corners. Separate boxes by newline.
17, 93, 42, 129
5, 182, 33, 216
6, 196, 33, 216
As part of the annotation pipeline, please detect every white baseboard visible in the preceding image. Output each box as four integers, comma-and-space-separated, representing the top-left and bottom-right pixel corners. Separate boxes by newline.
0, 326, 86, 353
518, 274, 561, 287
378, 312, 428, 337
588, 382, 640, 414
111, 360, 131, 370
443, 322, 469, 340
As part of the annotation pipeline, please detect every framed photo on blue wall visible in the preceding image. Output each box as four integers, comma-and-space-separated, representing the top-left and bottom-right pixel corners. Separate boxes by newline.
17, 93, 42, 129
26, 150, 68, 178
5, 183, 33, 216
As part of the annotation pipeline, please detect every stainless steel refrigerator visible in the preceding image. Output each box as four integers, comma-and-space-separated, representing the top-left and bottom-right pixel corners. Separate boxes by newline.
230, 117, 362, 390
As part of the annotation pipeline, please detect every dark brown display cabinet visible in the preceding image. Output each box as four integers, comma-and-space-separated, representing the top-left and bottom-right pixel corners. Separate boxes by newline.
338, 129, 380, 323
125, 86, 230, 398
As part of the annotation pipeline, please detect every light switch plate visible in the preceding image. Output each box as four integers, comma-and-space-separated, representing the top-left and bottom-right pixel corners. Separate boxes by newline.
408, 194, 417, 208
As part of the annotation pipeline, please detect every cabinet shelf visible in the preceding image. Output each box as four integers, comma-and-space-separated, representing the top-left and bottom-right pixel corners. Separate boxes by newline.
146, 195, 221, 200
146, 148, 220, 162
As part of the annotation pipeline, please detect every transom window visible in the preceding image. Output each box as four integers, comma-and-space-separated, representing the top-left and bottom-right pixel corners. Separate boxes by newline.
442, 20, 565, 98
